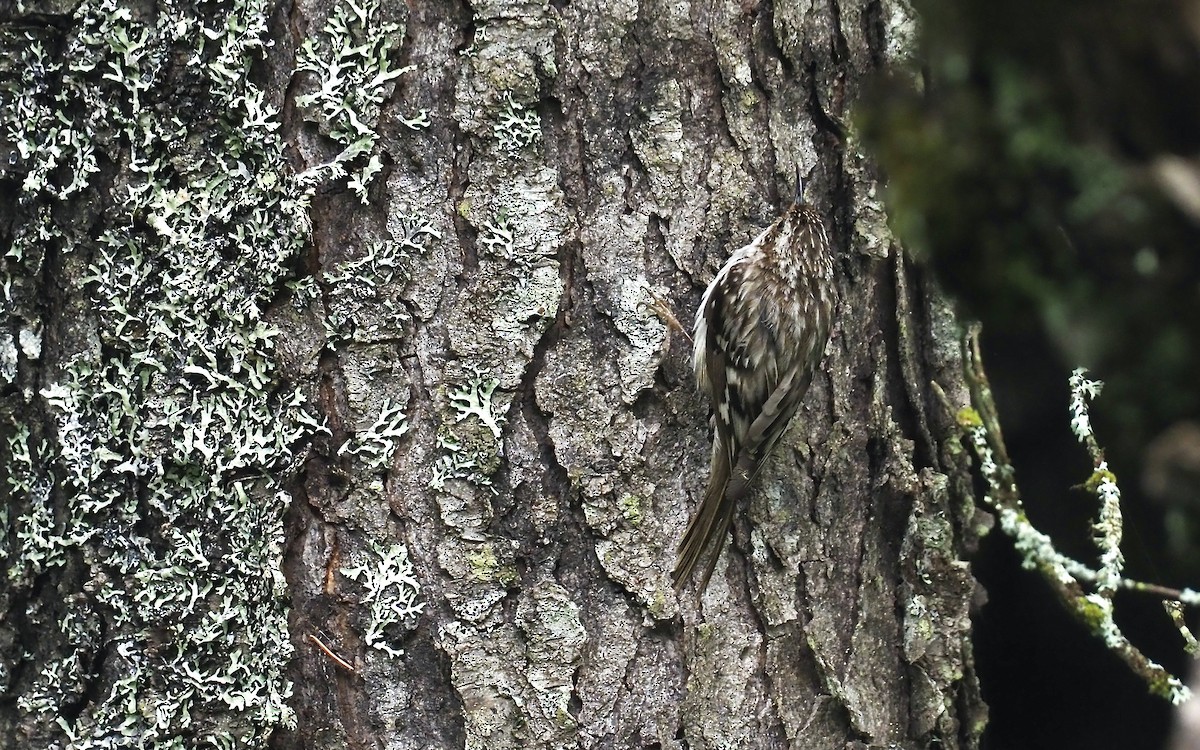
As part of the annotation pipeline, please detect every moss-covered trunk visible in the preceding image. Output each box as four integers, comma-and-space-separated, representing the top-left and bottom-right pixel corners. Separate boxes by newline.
1, 0, 986, 747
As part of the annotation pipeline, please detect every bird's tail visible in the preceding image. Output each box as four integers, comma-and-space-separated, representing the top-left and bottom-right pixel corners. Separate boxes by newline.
673, 439, 778, 591
672, 448, 739, 591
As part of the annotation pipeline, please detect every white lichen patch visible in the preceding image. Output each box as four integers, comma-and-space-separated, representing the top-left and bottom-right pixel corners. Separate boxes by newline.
0, 0, 361, 743
629, 78, 685, 204
846, 140, 896, 261
323, 231, 438, 344
883, 0, 922, 65
450, 10, 554, 143
473, 168, 566, 266
18, 326, 41, 360
613, 278, 670, 403
494, 92, 541, 156
517, 580, 588, 737
295, 0, 427, 201
430, 434, 495, 492
1068, 368, 1103, 439
437, 621, 526, 750
447, 166, 566, 392
0, 333, 17, 383
338, 399, 410, 471
576, 198, 670, 404
479, 213, 518, 262
430, 371, 507, 494
340, 542, 425, 657
594, 531, 672, 618
437, 579, 587, 750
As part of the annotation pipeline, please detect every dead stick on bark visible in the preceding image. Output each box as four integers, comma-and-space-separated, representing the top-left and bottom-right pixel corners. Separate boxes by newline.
308, 633, 357, 674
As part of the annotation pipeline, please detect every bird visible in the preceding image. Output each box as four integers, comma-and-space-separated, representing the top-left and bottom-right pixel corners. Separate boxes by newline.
672, 171, 838, 591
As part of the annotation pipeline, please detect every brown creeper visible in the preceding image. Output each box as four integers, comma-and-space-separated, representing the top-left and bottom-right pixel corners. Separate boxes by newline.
672, 175, 838, 590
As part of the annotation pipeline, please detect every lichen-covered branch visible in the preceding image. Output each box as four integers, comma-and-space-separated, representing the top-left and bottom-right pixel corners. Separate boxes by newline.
948, 325, 1193, 704
1067, 368, 1125, 602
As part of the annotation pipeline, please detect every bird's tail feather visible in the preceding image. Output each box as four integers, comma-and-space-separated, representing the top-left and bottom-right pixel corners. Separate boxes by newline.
674, 441, 754, 590
671, 477, 733, 590
673, 446, 774, 591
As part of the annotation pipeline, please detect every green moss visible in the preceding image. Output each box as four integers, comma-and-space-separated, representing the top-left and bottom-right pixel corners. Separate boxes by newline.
1084, 468, 1119, 494
1073, 596, 1108, 631
554, 705, 575, 729
466, 543, 515, 584
618, 493, 644, 527
647, 585, 670, 620
956, 407, 983, 428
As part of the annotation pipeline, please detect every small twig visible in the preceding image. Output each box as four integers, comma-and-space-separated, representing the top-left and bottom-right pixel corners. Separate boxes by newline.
1070, 564, 1200, 606
1165, 601, 1200, 657
308, 633, 357, 674
934, 378, 1200, 611
1067, 368, 1125, 601
642, 284, 692, 343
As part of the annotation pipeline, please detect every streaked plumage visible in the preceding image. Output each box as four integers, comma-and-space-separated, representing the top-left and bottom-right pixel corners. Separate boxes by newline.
672, 182, 837, 591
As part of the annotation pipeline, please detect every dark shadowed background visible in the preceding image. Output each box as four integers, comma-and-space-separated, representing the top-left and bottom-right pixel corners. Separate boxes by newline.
861, 0, 1200, 747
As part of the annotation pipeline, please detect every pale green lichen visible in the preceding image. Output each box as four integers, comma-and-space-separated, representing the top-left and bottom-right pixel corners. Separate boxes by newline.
493, 92, 541, 156
5, 35, 99, 200
449, 369, 505, 439
963, 360, 1193, 704
1165, 601, 1200, 657
477, 211, 555, 312
3, 424, 60, 577
0, 0, 393, 743
320, 217, 440, 342
340, 542, 425, 658
428, 371, 507, 493
1068, 366, 1104, 441
1068, 369, 1125, 600
294, 0, 427, 201
430, 434, 495, 491
516, 581, 587, 737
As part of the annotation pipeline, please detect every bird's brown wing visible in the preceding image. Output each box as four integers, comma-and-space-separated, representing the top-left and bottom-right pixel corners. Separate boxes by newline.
672, 266, 740, 589
673, 273, 828, 589
724, 359, 815, 501
672, 361, 815, 590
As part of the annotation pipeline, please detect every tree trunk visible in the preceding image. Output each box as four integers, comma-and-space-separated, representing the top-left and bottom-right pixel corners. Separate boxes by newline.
0, 0, 986, 747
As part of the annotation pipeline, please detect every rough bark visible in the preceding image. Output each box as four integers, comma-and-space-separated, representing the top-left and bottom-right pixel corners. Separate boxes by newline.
0, 0, 986, 748
280, 0, 986, 746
